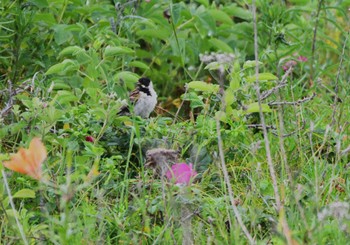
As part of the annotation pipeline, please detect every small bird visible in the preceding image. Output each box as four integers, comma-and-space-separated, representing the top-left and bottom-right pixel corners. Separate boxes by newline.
119, 77, 158, 118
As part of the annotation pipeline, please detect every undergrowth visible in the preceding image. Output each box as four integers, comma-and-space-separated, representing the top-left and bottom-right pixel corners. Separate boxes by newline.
1, 0, 350, 244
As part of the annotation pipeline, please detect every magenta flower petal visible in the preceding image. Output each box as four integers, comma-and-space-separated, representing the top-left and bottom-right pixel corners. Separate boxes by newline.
283, 60, 297, 71
298, 56, 308, 62
166, 163, 197, 185
85, 136, 94, 142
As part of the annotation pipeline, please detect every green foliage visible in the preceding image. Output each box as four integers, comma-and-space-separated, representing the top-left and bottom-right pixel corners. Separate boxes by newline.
1, 0, 350, 244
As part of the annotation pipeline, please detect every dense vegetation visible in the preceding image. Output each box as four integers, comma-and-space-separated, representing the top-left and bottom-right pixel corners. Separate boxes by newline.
1, 0, 350, 244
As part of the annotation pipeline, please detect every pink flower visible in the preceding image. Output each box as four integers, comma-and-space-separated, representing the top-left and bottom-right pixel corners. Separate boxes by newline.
166, 163, 197, 185
282, 60, 297, 71
297, 56, 308, 62
85, 136, 94, 142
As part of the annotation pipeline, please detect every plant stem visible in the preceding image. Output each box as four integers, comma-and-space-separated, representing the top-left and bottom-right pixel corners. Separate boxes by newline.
215, 120, 255, 244
310, 0, 324, 81
2, 170, 28, 245
252, 0, 281, 211
252, 2, 298, 244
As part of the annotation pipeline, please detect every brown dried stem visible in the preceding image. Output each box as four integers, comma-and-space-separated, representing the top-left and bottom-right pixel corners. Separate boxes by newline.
268, 93, 316, 106
216, 119, 255, 244
260, 67, 293, 101
252, 1, 296, 244
330, 31, 350, 127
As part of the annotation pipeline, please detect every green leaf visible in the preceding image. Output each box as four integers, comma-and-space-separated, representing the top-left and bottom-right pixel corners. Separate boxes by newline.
114, 72, 139, 89
224, 88, 235, 106
0, 126, 9, 139
13, 189, 36, 199
208, 9, 233, 24
129, 61, 150, 70
245, 103, 272, 113
92, 108, 108, 120
187, 81, 220, 93
181, 92, 204, 109
195, 0, 209, 7
229, 71, 241, 90
45, 59, 79, 75
56, 91, 79, 104
44, 107, 64, 124
59, 46, 84, 57
215, 111, 227, 123
57, 46, 92, 65
104, 46, 135, 57
28, 0, 48, 8
8, 122, 27, 134
188, 144, 212, 172
45, 63, 67, 75
224, 4, 252, 20
243, 60, 263, 69
33, 13, 56, 26
209, 38, 234, 53
53, 81, 71, 90
246, 73, 278, 83
231, 109, 243, 121
204, 62, 222, 71
136, 29, 169, 41
52, 24, 72, 45
195, 11, 216, 38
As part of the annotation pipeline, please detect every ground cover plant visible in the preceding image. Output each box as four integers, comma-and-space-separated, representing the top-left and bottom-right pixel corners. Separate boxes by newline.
1, 0, 350, 244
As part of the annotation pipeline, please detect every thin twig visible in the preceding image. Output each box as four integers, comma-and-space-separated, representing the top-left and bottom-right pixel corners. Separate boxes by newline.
260, 83, 288, 101
276, 60, 310, 231
247, 121, 306, 138
216, 119, 255, 244
173, 85, 188, 125
213, 21, 255, 243
268, 92, 316, 106
341, 145, 350, 156
308, 122, 320, 213
0, 80, 14, 118
260, 67, 293, 100
271, 120, 306, 138
0, 80, 32, 118
252, 1, 281, 210
252, 2, 297, 244
330, 31, 350, 127
247, 124, 277, 130
2, 170, 29, 245
0, 102, 14, 118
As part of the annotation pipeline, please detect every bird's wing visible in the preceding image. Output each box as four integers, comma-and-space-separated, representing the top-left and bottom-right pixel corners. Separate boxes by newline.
129, 89, 140, 103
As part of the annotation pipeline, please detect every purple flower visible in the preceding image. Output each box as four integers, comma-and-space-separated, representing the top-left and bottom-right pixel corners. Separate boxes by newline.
166, 163, 197, 185
297, 56, 308, 62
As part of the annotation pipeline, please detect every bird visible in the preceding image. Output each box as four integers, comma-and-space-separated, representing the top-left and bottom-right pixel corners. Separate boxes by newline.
118, 77, 158, 118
